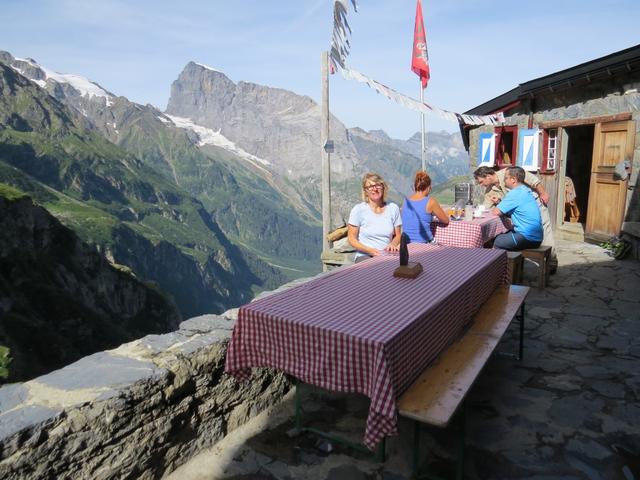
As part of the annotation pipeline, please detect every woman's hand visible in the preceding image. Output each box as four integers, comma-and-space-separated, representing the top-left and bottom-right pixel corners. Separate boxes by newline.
384, 243, 399, 253
385, 226, 402, 253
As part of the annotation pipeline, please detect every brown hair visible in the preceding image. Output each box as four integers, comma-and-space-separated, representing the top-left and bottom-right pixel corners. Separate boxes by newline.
361, 172, 388, 202
413, 170, 432, 192
473, 166, 497, 179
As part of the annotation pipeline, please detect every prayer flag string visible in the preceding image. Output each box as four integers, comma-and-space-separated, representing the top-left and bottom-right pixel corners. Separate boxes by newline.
328, 0, 503, 127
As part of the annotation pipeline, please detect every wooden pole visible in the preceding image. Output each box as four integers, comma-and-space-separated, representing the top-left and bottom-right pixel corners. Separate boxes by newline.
321, 51, 332, 265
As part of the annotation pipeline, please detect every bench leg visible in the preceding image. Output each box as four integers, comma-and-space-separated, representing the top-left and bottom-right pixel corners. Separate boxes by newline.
496, 300, 525, 361
412, 420, 421, 475
411, 401, 466, 480
455, 403, 466, 480
517, 301, 525, 361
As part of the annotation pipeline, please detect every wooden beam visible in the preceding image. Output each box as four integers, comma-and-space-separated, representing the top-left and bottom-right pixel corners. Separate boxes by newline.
538, 112, 632, 129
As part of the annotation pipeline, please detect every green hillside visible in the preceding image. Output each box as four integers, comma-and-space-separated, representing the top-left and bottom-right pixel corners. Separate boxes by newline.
0, 62, 285, 318
110, 107, 323, 279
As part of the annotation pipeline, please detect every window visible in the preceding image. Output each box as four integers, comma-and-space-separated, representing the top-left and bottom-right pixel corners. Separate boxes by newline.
541, 129, 558, 172
494, 126, 518, 167
516, 129, 540, 171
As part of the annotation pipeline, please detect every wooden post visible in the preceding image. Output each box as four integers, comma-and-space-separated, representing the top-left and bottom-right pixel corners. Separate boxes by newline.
321, 51, 332, 266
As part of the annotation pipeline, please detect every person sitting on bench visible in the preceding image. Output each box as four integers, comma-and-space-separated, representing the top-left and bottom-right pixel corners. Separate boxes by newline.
473, 165, 557, 272
491, 166, 543, 251
401, 170, 449, 244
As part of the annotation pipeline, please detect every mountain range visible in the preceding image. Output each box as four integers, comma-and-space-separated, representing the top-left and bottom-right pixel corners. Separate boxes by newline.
0, 50, 470, 378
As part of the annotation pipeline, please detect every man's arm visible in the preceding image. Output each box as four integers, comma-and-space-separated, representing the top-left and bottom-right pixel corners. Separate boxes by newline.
484, 188, 504, 208
534, 182, 549, 205
523, 171, 550, 205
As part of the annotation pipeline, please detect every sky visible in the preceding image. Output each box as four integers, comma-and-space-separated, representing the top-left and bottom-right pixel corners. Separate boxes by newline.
2, 0, 639, 140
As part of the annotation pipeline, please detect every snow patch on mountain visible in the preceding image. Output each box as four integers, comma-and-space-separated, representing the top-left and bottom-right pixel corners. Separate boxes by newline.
12, 57, 114, 106
164, 115, 272, 169
194, 62, 221, 73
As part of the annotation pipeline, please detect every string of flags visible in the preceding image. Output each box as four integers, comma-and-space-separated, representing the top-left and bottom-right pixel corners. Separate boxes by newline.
328, 0, 505, 127
340, 66, 505, 126
329, 0, 358, 72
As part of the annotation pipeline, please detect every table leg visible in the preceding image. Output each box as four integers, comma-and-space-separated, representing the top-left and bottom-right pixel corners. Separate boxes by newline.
294, 380, 385, 462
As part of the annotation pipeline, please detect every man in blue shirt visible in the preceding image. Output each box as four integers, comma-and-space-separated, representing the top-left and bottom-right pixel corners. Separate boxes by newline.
492, 166, 543, 251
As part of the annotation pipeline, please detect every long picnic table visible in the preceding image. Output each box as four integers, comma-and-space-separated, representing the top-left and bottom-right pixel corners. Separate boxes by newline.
225, 243, 508, 449
431, 213, 509, 248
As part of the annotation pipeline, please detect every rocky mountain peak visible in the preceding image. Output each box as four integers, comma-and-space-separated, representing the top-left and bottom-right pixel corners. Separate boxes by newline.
167, 61, 236, 129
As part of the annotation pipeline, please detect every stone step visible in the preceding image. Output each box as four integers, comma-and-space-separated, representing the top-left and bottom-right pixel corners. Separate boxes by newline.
557, 224, 585, 242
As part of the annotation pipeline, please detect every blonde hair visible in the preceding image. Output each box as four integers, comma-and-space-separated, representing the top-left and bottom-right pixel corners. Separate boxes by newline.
361, 172, 388, 202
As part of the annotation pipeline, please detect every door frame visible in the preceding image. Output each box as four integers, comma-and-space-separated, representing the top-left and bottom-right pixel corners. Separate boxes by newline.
555, 128, 569, 228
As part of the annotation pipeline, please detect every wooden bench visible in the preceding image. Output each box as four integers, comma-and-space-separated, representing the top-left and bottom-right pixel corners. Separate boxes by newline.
506, 251, 523, 285
397, 285, 529, 480
521, 246, 552, 288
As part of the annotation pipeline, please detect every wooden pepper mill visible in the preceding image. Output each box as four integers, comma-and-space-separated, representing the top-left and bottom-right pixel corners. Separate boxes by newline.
394, 233, 423, 278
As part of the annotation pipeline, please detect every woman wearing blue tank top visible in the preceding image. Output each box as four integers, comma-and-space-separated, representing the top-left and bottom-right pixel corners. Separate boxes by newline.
401, 171, 449, 243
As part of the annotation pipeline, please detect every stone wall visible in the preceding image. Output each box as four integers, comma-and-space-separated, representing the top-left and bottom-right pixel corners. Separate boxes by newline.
0, 306, 294, 479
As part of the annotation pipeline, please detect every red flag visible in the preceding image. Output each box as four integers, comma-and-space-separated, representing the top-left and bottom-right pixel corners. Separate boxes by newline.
411, 0, 430, 89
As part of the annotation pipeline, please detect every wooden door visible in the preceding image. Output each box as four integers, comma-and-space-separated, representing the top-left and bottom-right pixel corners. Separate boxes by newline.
585, 120, 635, 240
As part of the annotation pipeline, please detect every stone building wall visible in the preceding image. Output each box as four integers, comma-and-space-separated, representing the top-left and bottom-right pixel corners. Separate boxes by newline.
0, 301, 297, 479
467, 78, 640, 257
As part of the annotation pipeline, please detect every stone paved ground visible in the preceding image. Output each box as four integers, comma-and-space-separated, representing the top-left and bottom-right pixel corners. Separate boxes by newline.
167, 240, 640, 480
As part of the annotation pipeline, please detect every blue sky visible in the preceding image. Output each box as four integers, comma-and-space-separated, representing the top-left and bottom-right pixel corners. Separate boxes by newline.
2, 0, 639, 139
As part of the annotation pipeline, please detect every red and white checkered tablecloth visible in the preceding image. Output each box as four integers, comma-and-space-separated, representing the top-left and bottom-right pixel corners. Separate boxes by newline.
431, 214, 509, 248
225, 244, 508, 450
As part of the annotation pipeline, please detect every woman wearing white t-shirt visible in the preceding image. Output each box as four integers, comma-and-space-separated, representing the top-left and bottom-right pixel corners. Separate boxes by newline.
347, 173, 402, 263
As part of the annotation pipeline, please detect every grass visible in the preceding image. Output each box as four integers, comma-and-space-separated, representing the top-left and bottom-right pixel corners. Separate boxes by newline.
0, 182, 28, 201
44, 196, 119, 246
0, 346, 10, 379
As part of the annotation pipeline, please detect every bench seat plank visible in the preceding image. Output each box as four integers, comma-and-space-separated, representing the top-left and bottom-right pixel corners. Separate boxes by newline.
397, 333, 496, 427
469, 285, 529, 339
397, 285, 529, 428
